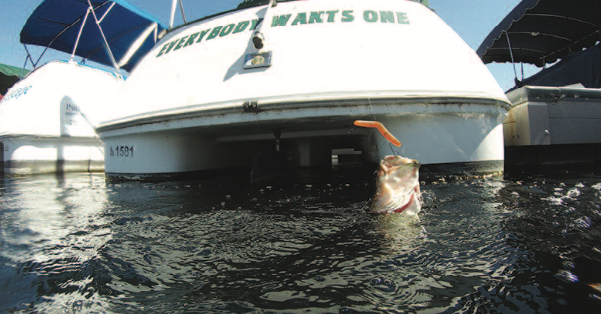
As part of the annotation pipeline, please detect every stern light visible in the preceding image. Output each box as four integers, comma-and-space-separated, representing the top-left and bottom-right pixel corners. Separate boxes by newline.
252, 31, 265, 50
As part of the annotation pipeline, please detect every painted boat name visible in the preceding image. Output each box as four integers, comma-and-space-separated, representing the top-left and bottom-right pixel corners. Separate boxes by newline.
0, 85, 32, 104
156, 9, 409, 58
65, 103, 80, 113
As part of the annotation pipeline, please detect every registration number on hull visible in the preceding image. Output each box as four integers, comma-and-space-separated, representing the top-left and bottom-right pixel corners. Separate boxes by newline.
110, 145, 134, 158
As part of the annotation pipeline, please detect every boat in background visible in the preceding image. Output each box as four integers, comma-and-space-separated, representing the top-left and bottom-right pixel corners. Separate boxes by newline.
477, 0, 601, 172
0, 0, 165, 175
1, 61, 124, 174
0, 63, 30, 97
97, 0, 510, 181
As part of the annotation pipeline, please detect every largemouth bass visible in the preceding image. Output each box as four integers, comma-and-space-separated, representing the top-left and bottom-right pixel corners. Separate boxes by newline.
370, 155, 421, 215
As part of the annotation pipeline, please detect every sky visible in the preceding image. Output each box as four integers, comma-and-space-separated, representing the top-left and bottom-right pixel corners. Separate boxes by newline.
0, 0, 539, 91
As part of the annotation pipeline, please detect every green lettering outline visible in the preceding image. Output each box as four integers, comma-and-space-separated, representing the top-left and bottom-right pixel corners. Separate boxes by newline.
342, 10, 354, 22
397, 12, 410, 24
220, 24, 235, 37
196, 29, 210, 43
173, 35, 188, 50
251, 18, 264, 30
292, 12, 307, 26
162, 41, 178, 56
271, 14, 292, 27
364, 10, 378, 23
233, 21, 250, 33
309, 11, 325, 24
156, 42, 169, 57
326, 10, 339, 23
183, 32, 199, 47
207, 26, 223, 40
380, 11, 395, 23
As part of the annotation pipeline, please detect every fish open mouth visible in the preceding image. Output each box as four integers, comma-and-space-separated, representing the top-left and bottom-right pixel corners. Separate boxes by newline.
393, 186, 420, 214
370, 155, 421, 215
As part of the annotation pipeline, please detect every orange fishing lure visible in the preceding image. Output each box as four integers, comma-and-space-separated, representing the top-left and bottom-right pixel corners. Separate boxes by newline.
354, 120, 401, 147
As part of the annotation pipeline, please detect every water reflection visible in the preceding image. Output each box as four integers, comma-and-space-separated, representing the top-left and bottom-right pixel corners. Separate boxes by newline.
96, 177, 375, 312
490, 175, 601, 314
1, 171, 600, 313
0, 173, 111, 312
93, 176, 520, 313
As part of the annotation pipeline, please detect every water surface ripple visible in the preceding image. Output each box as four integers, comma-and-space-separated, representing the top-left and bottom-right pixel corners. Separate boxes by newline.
1, 170, 601, 313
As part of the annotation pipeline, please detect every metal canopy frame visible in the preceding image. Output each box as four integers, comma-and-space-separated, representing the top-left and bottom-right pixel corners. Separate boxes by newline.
477, 0, 601, 67
20, 0, 164, 73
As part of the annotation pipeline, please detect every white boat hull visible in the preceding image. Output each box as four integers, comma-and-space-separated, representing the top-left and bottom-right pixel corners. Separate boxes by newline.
0, 136, 104, 175
97, 0, 510, 179
101, 98, 507, 179
0, 61, 124, 175
504, 85, 601, 170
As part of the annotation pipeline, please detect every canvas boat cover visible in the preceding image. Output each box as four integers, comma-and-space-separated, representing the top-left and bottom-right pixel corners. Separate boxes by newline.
20, 0, 167, 72
0, 63, 30, 95
477, 0, 601, 67
508, 43, 601, 90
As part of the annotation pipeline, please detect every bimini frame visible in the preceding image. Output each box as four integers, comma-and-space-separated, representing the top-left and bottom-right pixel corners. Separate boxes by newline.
21, 0, 160, 76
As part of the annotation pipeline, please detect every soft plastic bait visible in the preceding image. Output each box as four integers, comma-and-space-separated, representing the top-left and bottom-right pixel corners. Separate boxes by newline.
354, 120, 401, 147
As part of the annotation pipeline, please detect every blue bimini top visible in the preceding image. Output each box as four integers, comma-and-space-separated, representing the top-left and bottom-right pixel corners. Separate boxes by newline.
20, 0, 167, 72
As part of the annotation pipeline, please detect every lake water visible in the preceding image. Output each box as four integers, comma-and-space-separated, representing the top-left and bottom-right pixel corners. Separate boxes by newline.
1, 167, 601, 313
